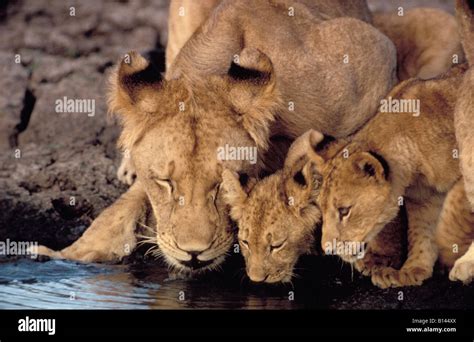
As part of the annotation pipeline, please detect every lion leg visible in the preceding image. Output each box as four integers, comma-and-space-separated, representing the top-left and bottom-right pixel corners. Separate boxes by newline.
455, 68, 474, 211
434, 179, 474, 283
117, 153, 137, 185
436, 180, 474, 267
355, 249, 393, 276
450, 242, 474, 284
30, 181, 148, 263
356, 211, 406, 277
371, 194, 443, 288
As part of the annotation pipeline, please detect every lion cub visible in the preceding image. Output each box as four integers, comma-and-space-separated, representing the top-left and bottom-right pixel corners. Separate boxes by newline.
221, 130, 324, 283
318, 64, 473, 288
317, 0, 474, 289
222, 130, 405, 283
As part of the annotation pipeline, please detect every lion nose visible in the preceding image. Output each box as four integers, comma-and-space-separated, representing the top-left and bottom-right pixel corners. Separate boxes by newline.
176, 240, 212, 254
249, 273, 269, 283
247, 266, 269, 283
181, 252, 214, 269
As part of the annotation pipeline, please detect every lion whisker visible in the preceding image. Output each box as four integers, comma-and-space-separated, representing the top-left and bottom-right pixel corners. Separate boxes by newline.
136, 221, 156, 235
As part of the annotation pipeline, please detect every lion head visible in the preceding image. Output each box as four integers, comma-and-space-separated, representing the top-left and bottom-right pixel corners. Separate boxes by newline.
221, 130, 324, 283
108, 49, 282, 274
319, 144, 399, 264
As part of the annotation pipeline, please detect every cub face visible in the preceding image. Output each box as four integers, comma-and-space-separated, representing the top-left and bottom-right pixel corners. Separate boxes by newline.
222, 130, 324, 283
319, 148, 399, 263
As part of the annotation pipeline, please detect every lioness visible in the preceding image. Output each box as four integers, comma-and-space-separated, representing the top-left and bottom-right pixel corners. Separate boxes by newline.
318, 0, 474, 288
34, 0, 397, 275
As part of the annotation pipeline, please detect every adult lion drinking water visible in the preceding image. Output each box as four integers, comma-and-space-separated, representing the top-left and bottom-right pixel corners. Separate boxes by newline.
33, 0, 397, 277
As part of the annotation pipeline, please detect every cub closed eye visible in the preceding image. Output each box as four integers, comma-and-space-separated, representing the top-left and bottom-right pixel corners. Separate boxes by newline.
240, 240, 249, 248
211, 183, 220, 199
270, 240, 286, 252
338, 206, 351, 221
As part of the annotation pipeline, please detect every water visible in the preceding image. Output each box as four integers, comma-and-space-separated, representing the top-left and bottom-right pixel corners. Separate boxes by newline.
0, 256, 472, 309
0, 258, 302, 309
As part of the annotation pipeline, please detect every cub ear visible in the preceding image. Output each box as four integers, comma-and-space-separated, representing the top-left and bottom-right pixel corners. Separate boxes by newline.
353, 151, 390, 181
108, 51, 164, 120
284, 130, 325, 171
283, 130, 325, 212
221, 169, 251, 221
227, 48, 282, 151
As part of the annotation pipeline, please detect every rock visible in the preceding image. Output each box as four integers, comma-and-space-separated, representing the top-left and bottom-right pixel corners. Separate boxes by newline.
19, 64, 116, 148
0, 52, 29, 150
0, 0, 169, 254
0, 143, 127, 250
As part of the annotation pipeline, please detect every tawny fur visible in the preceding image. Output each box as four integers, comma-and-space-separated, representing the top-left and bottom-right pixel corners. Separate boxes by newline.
34, 0, 397, 272
165, 0, 373, 70
223, 130, 405, 283
221, 130, 324, 283
454, 0, 474, 210
166, 0, 223, 71
373, 7, 463, 80
318, 0, 474, 288
319, 64, 474, 288
168, 0, 396, 139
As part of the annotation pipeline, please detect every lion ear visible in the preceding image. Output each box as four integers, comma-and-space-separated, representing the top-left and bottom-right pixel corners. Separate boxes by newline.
221, 169, 250, 221
353, 151, 390, 182
283, 130, 325, 212
283, 130, 325, 171
108, 51, 164, 120
227, 48, 282, 151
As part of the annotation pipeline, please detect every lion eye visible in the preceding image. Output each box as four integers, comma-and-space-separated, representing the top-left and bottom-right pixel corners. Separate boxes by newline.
211, 183, 220, 201
240, 239, 249, 248
338, 206, 351, 221
270, 240, 286, 252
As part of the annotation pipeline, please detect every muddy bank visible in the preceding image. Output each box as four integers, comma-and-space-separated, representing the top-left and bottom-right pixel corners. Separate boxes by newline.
0, 0, 168, 249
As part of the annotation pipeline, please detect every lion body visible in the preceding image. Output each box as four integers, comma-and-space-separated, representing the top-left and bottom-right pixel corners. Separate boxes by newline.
34, 0, 398, 272
319, 63, 474, 288
373, 8, 463, 80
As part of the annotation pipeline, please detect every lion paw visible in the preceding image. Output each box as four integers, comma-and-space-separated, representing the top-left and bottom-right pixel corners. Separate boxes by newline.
117, 156, 136, 185
354, 253, 393, 276
355, 258, 377, 276
371, 266, 431, 289
449, 258, 474, 284
28, 245, 64, 259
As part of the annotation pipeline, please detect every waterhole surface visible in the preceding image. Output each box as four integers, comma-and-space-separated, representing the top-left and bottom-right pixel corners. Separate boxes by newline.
0, 257, 472, 309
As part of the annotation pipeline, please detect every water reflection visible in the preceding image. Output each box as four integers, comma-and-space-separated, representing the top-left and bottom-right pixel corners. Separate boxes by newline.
0, 255, 471, 309
0, 258, 297, 309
